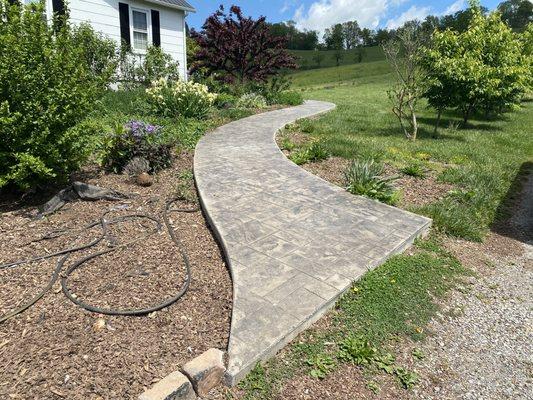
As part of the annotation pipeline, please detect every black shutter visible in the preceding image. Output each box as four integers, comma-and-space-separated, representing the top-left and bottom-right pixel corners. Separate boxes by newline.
151, 10, 161, 47
119, 2, 131, 49
52, 0, 65, 16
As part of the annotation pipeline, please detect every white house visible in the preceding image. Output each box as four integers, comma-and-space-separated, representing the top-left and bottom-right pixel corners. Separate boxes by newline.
42, 0, 196, 79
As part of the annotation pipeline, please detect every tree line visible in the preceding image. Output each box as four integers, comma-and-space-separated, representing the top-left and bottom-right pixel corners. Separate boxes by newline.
268, 0, 532, 50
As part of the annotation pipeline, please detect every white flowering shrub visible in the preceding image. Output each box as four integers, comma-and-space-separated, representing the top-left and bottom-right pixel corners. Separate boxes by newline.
146, 78, 217, 119
236, 93, 268, 109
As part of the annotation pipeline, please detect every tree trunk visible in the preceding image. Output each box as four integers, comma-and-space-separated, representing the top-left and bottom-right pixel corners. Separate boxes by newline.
434, 109, 442, 135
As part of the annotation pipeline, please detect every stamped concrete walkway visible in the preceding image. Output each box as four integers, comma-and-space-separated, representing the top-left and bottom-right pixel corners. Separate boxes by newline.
194, 100, 431, 385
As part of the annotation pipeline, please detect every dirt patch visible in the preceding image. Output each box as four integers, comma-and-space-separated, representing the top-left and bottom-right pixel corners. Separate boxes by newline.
302, 157, 351, 187
0, 151, 232, 400
275, 363, 411, 400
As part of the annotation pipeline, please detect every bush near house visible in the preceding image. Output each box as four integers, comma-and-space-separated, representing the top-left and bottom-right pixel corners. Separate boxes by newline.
146, 79, 217, 119
190, 5, 297, 84
0, 2, 116, 190
118, 45, 180, 88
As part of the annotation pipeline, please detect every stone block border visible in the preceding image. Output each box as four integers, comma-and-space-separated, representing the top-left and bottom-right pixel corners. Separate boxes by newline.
138, 349, 226, 400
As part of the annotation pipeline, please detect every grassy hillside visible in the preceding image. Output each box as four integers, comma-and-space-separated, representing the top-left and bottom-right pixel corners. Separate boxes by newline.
290, 60, 391, 88
290, 46, 385, 70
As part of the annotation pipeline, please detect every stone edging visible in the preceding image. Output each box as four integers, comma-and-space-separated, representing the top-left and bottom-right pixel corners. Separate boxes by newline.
138, 348, 225, 400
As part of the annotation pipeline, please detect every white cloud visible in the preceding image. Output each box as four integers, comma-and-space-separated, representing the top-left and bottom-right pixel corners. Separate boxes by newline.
443, 0, 465, 15
293, 0, 389, 33
385, 5, 431, 30
280, 0, 297, 14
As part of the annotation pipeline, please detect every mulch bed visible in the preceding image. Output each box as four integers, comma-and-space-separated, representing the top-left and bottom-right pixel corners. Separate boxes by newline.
300, 157, 454, 209
0, 151, 232, 399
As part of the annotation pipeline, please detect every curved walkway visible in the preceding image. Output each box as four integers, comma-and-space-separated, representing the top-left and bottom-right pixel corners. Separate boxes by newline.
194, 101, 431, 385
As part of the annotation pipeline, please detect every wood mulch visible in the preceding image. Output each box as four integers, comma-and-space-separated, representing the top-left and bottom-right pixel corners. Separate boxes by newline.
0, 151, 232, 400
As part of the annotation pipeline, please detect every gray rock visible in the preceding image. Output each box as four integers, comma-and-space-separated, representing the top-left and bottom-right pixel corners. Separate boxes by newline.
138, 371, 196, 400
182, 348, 225, 397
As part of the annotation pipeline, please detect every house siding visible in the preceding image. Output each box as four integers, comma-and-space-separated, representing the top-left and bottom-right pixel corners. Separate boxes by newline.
45, 0, 188, 79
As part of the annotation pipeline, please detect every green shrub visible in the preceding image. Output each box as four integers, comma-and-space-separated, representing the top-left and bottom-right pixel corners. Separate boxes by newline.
237, 93, 268, 109
118, 46, 180, 88
0, 2, 114, 190
337, 336, 377, 365
401, 163, 426, 178
306, 142, 329, 161
103, 120, 173, 173
344, 159, 400, 205
421, 3, 531, 123
71, 22, 118, 87
146, 79, 217, 119
214, 93, 237, 109
272, 91, 304, 106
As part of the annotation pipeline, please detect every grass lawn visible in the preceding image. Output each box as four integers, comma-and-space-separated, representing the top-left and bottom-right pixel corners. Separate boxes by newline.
292, 61, 533, 241
290, 46, 385, 70
235, 61, 532, 398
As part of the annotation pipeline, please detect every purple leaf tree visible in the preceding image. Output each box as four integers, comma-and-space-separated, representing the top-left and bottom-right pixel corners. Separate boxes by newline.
190, 5, 297, 83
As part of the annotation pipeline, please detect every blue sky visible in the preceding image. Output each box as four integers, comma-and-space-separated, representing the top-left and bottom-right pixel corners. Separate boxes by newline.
187, 0, 502, 33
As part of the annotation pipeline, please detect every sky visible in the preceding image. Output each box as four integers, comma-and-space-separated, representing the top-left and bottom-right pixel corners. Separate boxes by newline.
186, 0, 503, 33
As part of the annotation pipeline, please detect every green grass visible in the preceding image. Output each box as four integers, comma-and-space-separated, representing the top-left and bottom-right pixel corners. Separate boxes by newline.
289, 63, 533, 241
291, 60, 392, 88
290, 46, 385, 70
238, 237, 468, 398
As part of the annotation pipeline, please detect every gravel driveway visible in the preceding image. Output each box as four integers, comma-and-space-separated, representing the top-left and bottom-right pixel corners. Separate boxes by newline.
413, 243, 532, 400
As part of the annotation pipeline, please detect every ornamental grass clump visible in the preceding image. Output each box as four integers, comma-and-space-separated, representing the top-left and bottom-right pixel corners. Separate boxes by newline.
236, 93, 268, 109
146, 78, 217, 119
344, 159, 400, 205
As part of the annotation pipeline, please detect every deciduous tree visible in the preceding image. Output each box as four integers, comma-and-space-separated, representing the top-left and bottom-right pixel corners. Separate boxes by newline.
383, 26, 425, 141
421, 1, 530, 126
190, 6, 296, 83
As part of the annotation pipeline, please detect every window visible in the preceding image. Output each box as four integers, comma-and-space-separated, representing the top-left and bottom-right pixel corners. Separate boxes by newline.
132, 9, 149, 51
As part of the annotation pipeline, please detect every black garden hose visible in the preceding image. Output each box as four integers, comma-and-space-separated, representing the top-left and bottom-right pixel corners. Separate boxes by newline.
0, 199, 199, 323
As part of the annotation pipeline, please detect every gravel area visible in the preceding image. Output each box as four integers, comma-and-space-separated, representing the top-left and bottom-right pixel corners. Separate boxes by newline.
412, 240, 532, 400
0, 152, 232, 399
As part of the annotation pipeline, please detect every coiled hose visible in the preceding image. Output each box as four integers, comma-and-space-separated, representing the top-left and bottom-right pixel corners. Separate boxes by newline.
0, 199, 198, 323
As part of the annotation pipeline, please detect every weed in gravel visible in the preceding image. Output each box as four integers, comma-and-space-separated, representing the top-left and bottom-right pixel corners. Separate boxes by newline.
306, 354, 336, 379
337, 336, 377, 365
367, 381, 380, 394
289, 148, 311, 165
412, 348, 425, 360
280, 137, 296, 151
175, 170, 197, 203
395, 367, 420, 389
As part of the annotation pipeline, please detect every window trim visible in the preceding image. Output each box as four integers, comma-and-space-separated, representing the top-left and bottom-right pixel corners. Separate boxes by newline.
129, 6, 151, 53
